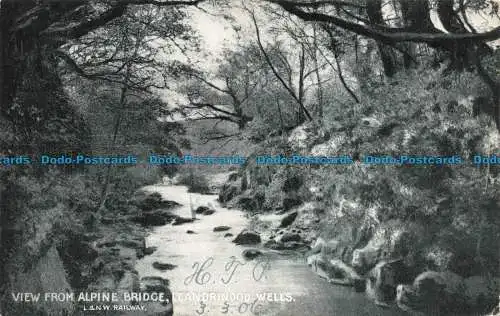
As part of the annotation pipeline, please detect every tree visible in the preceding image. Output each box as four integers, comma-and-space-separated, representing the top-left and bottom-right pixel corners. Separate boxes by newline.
0, 0, 206, 114
267, 0, 500, 129
0, 1, 205, 311
179, 48, 259, 130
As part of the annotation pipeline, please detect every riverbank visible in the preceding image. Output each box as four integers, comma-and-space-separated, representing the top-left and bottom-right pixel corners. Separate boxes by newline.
132, 179, 404, 316
66, 190, 177, 316
217, 157, 500, 316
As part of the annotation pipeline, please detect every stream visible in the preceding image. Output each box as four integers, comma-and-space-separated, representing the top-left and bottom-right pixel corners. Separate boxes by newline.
134, 183, 405, 316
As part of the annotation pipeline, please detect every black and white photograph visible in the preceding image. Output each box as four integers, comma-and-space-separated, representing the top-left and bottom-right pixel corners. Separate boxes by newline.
1, 0, 500, 315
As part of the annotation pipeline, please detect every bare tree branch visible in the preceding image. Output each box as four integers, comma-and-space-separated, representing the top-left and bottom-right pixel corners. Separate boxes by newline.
124, 0, 205, 5
288, 0, 365, 9
39, 0, 206, 44
268, 0, 500, 44
248, 8, 313, 121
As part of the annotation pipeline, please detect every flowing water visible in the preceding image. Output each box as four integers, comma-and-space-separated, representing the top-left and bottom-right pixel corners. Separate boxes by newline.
134, 184, 405, 316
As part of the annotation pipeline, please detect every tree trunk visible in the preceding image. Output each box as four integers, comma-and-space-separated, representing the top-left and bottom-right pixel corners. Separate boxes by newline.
312, 25, 324, 123
366, 0, 398, 77
437, 0, 470, 71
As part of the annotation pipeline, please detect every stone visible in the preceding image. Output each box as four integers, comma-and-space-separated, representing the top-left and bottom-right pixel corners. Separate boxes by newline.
219, 183, 240, 203
172, 217, 194, 226
280, 233, 301, 243
308, 254, 332, 280
224, 233, 234, 238
213, 226, 231, 232
131, 191, 180, 211
352, 222, 423, 274
202, 209, 215, 215
282, 241, 310, 252
242, 249, 263, 260
308, 255, 363, 290
328, 259, 364, 288
238, 196, 258, 211
228, 172, 239, 182
144, 247, 157, 256
186, 230, 196, 234
152, 262, 177, 271
279, 211, 298, 228
396, 271, 465, 315
366, 259, 410, 306
141, 276, 170, 292
264, 239, 283, 250
195, 206, 210, 214
233, 230, 261, 245
130, 210, 177, 227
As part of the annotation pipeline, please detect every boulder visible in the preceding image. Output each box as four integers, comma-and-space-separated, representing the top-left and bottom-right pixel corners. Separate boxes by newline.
263, 239, 308, 251
131, 192, 180, 211
202, 208, 216, 215
194, 206, 216, 215
282, 241, 310, 252
219, 183, 240, 203
280, 233, 301, 243
186, 230, 196, 234
280, 211, 298, 228
152, 262, 177, 271
328, 259, 364, 291
352, 245, 381, 273
238, 190, 265, 212
228, 172, 239, 182
144, 247, 157, 256
195, 206, 210, 214
213, 226, 231, 232
233, 230, 261, 245
366, 259, 412, 306
141, 276, 170, 292
224, 233, 233, 238
130, 210, 177, 227
242, 249, 263, 260
172, 217, 194, 226
307, 255, 363, 290
396, 271, 465, 315
263, 239, 282, 250
352, 221, 424, 274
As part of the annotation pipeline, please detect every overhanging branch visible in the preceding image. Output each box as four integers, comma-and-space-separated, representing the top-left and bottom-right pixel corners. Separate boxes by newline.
268, 0, 500, 44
